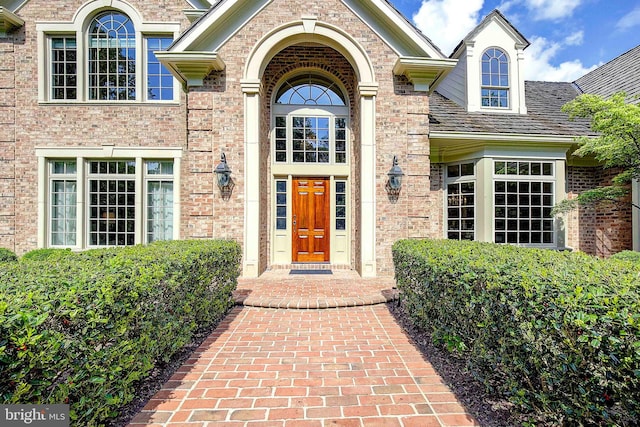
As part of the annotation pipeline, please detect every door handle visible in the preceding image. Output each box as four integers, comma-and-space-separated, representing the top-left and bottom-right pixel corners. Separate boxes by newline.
293, 215, 297, 233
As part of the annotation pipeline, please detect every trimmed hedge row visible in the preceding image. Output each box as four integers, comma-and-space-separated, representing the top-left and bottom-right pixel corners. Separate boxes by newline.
0, 240, 241, 426
393, 239, 640, 426
0, 248, 18, 263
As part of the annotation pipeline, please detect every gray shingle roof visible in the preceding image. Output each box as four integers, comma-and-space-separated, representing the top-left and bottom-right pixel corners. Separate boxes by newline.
430, 81, 596, 137
574, 45, 640, 104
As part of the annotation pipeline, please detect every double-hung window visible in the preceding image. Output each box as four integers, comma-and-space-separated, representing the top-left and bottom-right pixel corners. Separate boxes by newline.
39, 4, 178, 102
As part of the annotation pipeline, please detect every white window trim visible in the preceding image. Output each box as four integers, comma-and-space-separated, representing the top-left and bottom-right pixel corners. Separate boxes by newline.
480, 47, 511, 110
272, 106, 350, 166
37, 146, 182, 249
36, 0, 180, 103
492, 159, 557, 248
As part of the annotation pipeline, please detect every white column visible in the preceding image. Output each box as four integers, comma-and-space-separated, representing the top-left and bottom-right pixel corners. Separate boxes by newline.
359, 83, 378, 277
241, 80, 262, 277
476, 157, 493, 242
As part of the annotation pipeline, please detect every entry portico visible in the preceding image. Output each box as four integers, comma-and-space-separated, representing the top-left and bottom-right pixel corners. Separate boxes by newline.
158, 0, 455, 278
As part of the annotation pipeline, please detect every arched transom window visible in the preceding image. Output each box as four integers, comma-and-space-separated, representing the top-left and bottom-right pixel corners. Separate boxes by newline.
89, 12, 136, 100
276, 75, 346, 106
273, 75, 348, 164
481, 48, 509, 108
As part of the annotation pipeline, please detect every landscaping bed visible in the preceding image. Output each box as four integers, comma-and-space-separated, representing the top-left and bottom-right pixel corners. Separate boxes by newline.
393, 239, 640, 426
0, 240, 241, 427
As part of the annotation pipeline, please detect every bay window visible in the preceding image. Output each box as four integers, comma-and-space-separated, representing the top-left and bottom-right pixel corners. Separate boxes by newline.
445, 162, 476, 240
493, 160, 555, 245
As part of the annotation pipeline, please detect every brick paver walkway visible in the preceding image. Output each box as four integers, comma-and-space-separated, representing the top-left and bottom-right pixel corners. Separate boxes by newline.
128, 271, 479, 427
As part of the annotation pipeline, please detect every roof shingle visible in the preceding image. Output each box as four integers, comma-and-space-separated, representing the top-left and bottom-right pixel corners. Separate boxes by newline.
574, 45, 640, 104
430, 81, 596, 137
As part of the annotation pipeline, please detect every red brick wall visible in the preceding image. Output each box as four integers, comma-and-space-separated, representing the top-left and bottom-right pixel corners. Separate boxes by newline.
566, 166, 632, 256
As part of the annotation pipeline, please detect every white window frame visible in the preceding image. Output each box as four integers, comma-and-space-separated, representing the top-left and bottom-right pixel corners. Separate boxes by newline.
48, 160, 78, 247
272, 106, 350, 166
480, 47, 510, 109
445, 161, 477, 241
144, 160, 175, 243
36, 0, 180, 103
492, 159, 556, 247
36, 147, 182, 249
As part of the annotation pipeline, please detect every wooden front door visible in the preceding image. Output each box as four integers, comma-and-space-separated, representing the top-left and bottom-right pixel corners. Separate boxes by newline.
292, 178, 330, 262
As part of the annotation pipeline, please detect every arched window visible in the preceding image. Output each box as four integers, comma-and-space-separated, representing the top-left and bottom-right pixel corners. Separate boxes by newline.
481, 48, 509, 108
273, 75, 348, 164
276, 75, 346, 106
41, 3, 177, 102
88, 12, 136, 100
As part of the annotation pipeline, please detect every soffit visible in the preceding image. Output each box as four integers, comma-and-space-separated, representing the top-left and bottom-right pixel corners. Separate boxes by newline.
0, 6, 24, 37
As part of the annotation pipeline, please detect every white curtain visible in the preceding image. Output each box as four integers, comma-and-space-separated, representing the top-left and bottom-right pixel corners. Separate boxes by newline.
51, 180, 77, 245
147, 181, 173, 242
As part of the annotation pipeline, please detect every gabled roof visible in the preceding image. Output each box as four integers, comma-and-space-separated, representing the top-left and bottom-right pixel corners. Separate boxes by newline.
574, 45, 640, 104
449, 9, 530, 58
430, 81, 595, 137
160, 0, 457, 89
170, 0, 446, 58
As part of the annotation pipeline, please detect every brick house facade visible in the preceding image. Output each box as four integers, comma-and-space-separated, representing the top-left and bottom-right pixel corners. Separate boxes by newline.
0, 0, 634, 278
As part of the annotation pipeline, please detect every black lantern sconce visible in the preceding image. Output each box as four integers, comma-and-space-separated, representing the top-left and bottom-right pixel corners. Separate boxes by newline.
214, 152, 233, 197
387, 155, 404, 192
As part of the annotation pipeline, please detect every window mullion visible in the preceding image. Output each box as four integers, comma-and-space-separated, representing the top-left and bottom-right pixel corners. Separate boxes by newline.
135, 157, 143, 244
77, 158, 85, 249
136, 30, 143, 102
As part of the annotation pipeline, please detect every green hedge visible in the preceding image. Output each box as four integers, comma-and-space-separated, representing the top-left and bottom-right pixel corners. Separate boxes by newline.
393, 239, 640, 426
0, 239, 241, 426
20, 248, 75, 262
0, 248, 17, 263
611, 250, 640, 263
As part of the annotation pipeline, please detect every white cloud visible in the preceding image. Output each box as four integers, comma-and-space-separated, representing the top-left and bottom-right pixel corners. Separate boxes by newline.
412, 0, 484, 55
616, 6, 640, 31
563, 30, 584, 46
411, 0, 595, 81
524, 36, 598, 81
521, 0, 584, 21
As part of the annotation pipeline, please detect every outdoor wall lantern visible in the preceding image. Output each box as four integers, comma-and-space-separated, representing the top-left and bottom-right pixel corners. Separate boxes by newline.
387, 155, 405, 191
214, 152, 232, 192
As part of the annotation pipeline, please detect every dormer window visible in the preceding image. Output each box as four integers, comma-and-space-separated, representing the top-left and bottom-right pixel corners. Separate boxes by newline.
481, 48, 509, 108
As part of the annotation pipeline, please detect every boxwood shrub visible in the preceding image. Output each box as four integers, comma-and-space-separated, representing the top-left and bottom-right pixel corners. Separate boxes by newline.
21, 248, 75, 262
0, 239, 241, 426
611, 250, 640, 263
393, 239, 640, 426
0, 248, 18, 263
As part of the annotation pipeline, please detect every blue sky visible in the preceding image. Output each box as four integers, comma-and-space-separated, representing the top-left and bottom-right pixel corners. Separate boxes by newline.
392, 0, 640, 82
